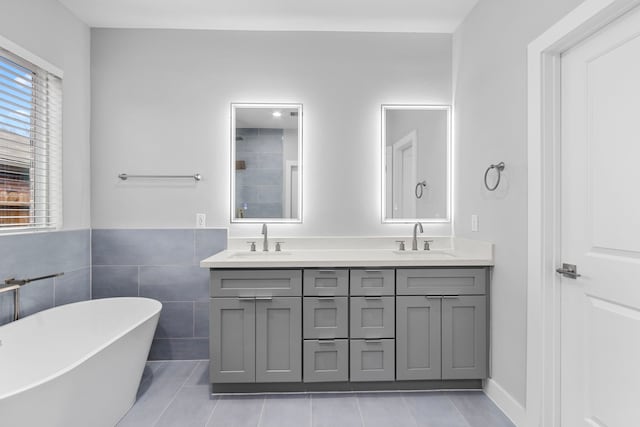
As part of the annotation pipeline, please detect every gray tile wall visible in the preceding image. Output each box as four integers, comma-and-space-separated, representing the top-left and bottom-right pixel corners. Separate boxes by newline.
91, 228, 227, 360
235, 128, 284, 218
0, 229, 91, 325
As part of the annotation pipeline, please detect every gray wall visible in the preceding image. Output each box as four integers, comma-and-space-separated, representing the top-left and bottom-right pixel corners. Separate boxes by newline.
452, 0, 585, 406
90, 29, 452, 237
91, 228, 227, 360
0, 230, 91, 325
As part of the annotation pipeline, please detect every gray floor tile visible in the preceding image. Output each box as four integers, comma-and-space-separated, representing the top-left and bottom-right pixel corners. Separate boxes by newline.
117, 360, 198, 427
447, 392, 515, 427
357, 393, 417, 427
184, 360, 210, 387
403, 393, 470, 427
155, 385, 218, 427
207, 395, 264, 427
311, 393, 362, 427
260, 395, 311, 427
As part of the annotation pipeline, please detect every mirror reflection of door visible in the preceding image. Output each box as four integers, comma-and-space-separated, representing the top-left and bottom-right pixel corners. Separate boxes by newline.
382, 105, 450, 223
392, 131, 417, 218
231, 104, 302, 222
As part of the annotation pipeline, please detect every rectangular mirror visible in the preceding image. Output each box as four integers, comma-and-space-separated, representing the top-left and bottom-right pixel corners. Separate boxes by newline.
382, 105, 450, 223
231, 103, 302, 223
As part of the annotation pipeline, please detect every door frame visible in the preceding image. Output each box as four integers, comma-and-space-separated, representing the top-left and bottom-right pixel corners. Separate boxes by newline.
526, 1, 640, 426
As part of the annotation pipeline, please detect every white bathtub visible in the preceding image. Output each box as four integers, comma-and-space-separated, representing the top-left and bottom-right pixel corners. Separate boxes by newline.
0, 297, 161, 427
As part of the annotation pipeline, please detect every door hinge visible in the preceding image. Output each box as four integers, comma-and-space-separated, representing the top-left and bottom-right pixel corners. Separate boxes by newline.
556, 263, 581, 279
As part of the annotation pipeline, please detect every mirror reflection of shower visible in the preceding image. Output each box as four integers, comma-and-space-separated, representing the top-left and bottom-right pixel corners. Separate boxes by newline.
231, 104, 302, 223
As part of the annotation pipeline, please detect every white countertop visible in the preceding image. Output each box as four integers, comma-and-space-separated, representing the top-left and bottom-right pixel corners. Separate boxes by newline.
200, 237, 493, 268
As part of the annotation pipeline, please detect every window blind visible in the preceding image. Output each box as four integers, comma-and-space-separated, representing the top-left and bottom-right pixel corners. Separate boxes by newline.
0, 47, 62, 231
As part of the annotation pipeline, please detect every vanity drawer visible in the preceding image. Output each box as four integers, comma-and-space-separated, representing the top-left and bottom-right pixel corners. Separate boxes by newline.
303, 297, 348, 339
210, 270, 302, 297
350, 296, 395, 339
303, 269, 349, 296
349, 269, 394, 296
396, 268, 487, 296
303, 339, 349, 383
350, 339, 395, 382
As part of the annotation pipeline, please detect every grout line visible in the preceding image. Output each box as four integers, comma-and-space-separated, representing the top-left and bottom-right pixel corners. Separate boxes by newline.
151, 361, 200, 426
355, 393, 365, 427
256, 394, 267, 427
399, 393, 420, 427
309, 393, 313, 427
447, 392, 474, 427
203, 393, 220, 427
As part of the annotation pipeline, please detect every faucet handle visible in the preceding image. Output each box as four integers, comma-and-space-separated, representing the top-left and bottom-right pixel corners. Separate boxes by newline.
246, 241, 256, 252
395, 240, 406, 251
423, 240, 434, 251
275, 242, 285, 252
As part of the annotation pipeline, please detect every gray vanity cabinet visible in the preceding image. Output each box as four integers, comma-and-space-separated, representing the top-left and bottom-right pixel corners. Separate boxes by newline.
210, 270, 302, 384
396, 296, 441, 380
395, 268, 488, 381
441, 296, 487, 379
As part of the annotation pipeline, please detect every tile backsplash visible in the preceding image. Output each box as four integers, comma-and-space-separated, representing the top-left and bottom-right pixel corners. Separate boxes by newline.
91, 228, 227, 360
0, 229, 91, 325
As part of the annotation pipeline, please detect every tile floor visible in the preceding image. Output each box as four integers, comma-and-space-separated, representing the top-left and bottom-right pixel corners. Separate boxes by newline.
118, 361, 515, 427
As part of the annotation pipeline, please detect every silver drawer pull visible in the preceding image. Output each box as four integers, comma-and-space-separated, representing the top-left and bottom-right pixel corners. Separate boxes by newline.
317, 270, 337, 274
441, 296, 460, 299
426, 296, 443, 299
318, 339, 336, 345
255, 296, 273, 301
317, 297, 335, 301
364, 296, 383, 300
364, 270, 383, 273
238, 297, 254, 301
364, 339, 383, 344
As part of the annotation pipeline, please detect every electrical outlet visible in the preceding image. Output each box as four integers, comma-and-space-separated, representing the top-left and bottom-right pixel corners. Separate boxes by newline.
471, 214, 479, 232
196, 213, 206, 228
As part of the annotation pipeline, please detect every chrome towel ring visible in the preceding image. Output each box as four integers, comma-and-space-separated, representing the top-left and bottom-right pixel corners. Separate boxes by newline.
415, 181, 427, 199
484, 162, 505, 191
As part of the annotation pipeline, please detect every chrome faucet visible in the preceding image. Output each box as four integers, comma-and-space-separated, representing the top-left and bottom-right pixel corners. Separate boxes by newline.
261, 223, 269, 252
412, 222, 423, 251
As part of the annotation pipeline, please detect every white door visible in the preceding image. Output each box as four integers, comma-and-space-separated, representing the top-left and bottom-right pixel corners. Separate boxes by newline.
560, 6, 640, 426
392, 131, 417, 218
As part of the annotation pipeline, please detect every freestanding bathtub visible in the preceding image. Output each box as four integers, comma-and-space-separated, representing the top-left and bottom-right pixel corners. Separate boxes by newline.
0, 297, 161, 427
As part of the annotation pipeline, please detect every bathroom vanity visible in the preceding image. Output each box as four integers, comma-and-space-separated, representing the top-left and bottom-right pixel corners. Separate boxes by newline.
201, 237, 493, 393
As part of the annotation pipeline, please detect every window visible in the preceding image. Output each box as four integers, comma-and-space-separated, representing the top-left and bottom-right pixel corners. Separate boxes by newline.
0, 46, 62, 231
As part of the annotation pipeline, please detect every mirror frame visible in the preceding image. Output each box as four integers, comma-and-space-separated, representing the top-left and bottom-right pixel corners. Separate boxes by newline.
230, 102, 303, 224
381, 104, 451, 224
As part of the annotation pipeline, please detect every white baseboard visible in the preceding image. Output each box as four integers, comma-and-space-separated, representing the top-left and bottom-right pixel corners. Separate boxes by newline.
484, 379, 527, 427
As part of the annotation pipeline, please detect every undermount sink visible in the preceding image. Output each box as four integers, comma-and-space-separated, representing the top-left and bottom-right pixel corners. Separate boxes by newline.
392, 250, 456, 257
229, 251, 292, 258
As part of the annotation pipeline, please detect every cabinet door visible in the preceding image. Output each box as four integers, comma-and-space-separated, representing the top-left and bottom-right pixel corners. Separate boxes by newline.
303, 339, 349, 382
350, 339, 395, 382
442, 296, 487, 379
396, 296, 441, 380
210, 298, 255, 383
303, 297, 349, 339
255, 297, 302, 382
350, 296, 395, 339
